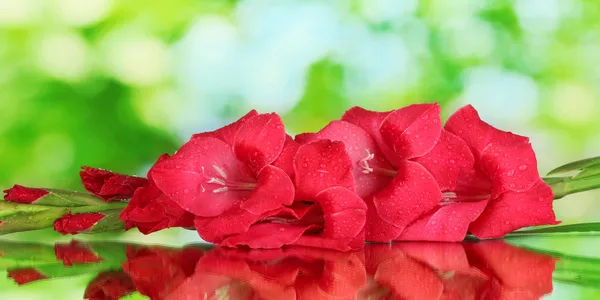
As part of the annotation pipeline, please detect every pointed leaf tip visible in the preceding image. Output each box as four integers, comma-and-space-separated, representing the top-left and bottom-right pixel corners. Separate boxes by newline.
573, 163, 600, 179
547, 156, 600, 176
506, 222, 600, 236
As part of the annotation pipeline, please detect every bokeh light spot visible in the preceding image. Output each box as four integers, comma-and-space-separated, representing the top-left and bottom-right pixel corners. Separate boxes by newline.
104, 33, 170, 86
456, 67, 539, 125
54, 0, 114, 27
0, 0, 42, 26
359, 0, 418, 23
36, 32, 90, 81
552, 83, 598, 125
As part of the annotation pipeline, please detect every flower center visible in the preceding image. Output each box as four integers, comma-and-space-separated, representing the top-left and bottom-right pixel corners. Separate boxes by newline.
200, 165, 257, 194
358, 149, 397, 177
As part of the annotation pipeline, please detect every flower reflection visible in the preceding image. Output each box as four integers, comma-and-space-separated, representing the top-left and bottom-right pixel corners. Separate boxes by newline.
1, 240, 558, 299
363, 241, 556, 300
84, 271, 135, 300
168, 247, 366, 300
123, 244, 204, 299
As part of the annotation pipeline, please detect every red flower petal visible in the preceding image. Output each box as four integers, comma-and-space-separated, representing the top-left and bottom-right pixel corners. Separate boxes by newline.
453, 167, 493, 198
442, 273, 489, 300
294, 250, 367, 300
233, 113, 287, 173
469, 180, 559, 239
372, 161, 442, 231
314, 187, 366, 239
480, 279, 541, 300
151, 136, 255, 217
466, 241, 556, 298
395, 242, 472, 273
241, 165, 294, 214
342, 107, 402, 167
7, 269, 48, 285
413, 129, 474, 191
220, 223, 316, 249
84, 271, 135, 300
55, 240, 102, 266
146, 153, 171, 182
396, 201, 487, 242
192, 110, 258, 145
297, 121, 394, 198
271, 135, 300, 179
379, 103, 442, 159
54, 212, 105, 235
183, 250, 296, 299
123, 246, 204, 300
80, 167, 148, 201
194, 205, 264, 243
294, 132, 318, 144
364, 199, 404, 242
295, 234, 365, 252
3, 185, 48, 204
341, 106, 390, 140
293, 139, 355, 200
135, 220, 170, 235
120, 183, 194, 234
480, 142, 540, 194
445, 105, 529, 158
373, 253, 444, 300
295, 187, 367, 251
120, 183, 162, 230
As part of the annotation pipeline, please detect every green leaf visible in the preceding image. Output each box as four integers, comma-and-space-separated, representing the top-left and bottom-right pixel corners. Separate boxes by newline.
543, 176, 568, 185
506, 223, 600, 236
509, 244, 600, 288
34, 260, 122, 278
547, 156, 600, 176
0, 241, 58, 269
573, 163, 600, 179
35, 189, 109, 207
549, 175, 600, 199
553, 273, 600, 289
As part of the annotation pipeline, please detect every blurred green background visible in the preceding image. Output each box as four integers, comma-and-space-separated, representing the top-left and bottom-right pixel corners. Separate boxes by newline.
1, 0, 600, 299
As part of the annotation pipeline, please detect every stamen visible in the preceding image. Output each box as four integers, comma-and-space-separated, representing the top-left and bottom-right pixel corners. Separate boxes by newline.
213, 165, 227, 179
440, 192, 491, 205
207, 178, 227, 185
213, 187, 229, 193
359, 149, 375, 174
200, 184, 206, 192
443, 192, 457, 199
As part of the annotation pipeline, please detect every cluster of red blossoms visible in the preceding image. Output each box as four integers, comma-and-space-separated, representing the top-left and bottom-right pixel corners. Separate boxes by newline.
4, 104, 559, 251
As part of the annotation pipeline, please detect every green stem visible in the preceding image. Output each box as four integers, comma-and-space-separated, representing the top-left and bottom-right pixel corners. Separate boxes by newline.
545, 156, 600, 199
545, 176, 600, 200
35, 189, 109, 207
0, 202, 127, 235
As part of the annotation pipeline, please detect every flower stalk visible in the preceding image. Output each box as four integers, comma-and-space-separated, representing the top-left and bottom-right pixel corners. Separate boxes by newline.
0, 201, 127, 235
544, 156, 600, 199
